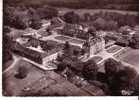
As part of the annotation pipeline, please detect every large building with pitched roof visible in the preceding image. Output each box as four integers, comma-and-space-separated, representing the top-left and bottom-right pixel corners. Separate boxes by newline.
82, 35, 105, 58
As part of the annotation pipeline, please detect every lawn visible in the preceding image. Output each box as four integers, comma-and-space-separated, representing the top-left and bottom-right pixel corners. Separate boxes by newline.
106, 45, 122, 53
55, 35, 85, 44
69, 38, 85, 44
3, 59, 88, 96
90, 56, 103, 64
120, 49, 139, 67
3, 59, 45, 96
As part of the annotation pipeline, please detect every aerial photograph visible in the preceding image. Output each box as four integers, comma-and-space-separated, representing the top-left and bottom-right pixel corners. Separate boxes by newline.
2, 0, 139, 96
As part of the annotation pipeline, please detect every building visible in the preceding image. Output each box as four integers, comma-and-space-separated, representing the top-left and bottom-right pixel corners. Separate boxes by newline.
82, 35, 105, 58
12, 42, 43, 64
51, 17, 65, 27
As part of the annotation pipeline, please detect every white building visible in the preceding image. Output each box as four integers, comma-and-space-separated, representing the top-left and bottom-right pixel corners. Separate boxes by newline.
82, 36, 105, 59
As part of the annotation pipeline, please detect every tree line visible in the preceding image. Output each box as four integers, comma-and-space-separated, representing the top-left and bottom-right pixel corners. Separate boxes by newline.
4, 0, 139, 11
4, 5, 58, 30
63, 11, 139, 29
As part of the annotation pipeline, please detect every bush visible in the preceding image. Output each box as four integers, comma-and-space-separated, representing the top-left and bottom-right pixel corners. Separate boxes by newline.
56, 62, 67, 72
30, 20, 42, 29
3, 35, 13, 63
82, 60, 98, 80
131, 33, 139, 49
15, 66, 28, 79
37, 6, 58, 19
132, 75, 139, 95
116, 66, 137, 87
63, 11, 80, 24
104, 58, 121, 76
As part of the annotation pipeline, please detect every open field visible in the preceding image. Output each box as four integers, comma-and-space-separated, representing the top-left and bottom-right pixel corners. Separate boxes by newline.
69, 38, 84, 44
120, 49, 139, 67
3, 59, 89, 96
3, 59, 45, 96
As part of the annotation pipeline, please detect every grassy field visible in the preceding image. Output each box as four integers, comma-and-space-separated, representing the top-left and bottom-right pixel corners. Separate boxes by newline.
90, 56, 103, 64
69, 38, 84, 44
106, 45, 122, 53
120, 49, 139, 67
55, 35, 71, 41
3, 59, 45, 96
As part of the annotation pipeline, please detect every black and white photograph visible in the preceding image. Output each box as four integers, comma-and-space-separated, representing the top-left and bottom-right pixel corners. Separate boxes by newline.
2, 0, 139, 96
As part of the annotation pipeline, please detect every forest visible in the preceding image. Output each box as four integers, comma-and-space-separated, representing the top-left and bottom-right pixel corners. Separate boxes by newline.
4, 0, 139, 11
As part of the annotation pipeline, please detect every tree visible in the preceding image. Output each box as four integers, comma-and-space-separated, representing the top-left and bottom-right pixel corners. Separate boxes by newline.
63, 41, 70, 50
93, 17, 107, 30
3, 26, 11, 34
62, 41, 71, 57
56, 54, 64, 62
37, 6, 58, 19
116, 37, 130, 47
28, 7, 42, 30
63, 11, 80, 24
103, 59, 125, 95
87, 26, 97, 37
30, 19, 42, 30
56, 62, 67, 72
13, 15, 28, 29
82, 60, 98, 80
3, 35, 13, 64
73, 49, 79, 56
104, 58, 121, 76
28, 8, 42, 30
15, 66, 28, 79
114, 66, 137, 95
132, 75, 139, 95
117, 66, 137, 86
83, 13, 92, 21
119, 26, 131, 35
4, 6, 31, 29
131, 33, 139, 49
106, 20, 118, 31
4, 6, 16, 26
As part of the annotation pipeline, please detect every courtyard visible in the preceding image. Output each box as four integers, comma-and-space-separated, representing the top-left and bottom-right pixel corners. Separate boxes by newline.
55, 35, 71, 41
106, 45, 122, 53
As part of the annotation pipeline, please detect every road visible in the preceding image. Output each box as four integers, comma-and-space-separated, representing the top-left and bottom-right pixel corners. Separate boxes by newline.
3, 55, 21, 74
